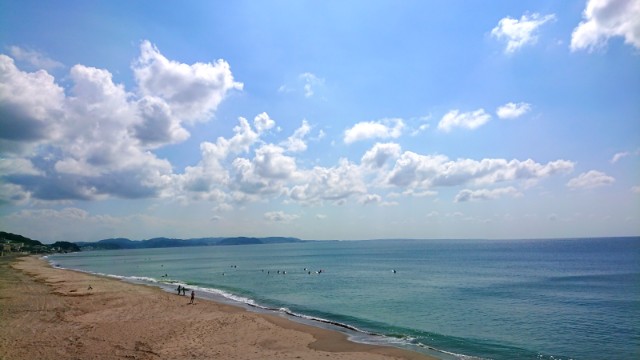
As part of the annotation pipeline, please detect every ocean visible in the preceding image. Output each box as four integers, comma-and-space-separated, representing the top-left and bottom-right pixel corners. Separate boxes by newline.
48, 237, 640, 360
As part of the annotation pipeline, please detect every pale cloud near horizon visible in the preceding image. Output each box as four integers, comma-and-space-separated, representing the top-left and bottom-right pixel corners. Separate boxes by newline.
454, 187, 523, 202
264, 210, 300, 223
496, 102, 532, 119
567, 170, 615, 189
491, 13, 556, 53
571, 0, 640, 52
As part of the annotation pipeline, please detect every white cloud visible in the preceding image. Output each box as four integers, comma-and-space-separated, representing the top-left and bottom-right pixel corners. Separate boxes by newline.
632, 185, 640, 194
229, 144, 298, 196
288, 159, 366, 205
411, 123, 430, 136
426, 211, 440, 218
359, 194, 382, 205
0, 54, 65, 145
134, 96, 190, 147
299, 72, 325, 98
491, 13, 557, 53
177, 117, 260, 195
387, 152, 574, 190
8, 46, 63, 70
361, 142, 401, 169
571, 0, 640, 52
0, 41, 240, 202
264, 211, 299, 223
567, 170, 615, 189
437, 109, 491, 132
251, 144, 297, 180
496, 102, 532, 119
344, 118, 405, 144
133, 40, 242, 122
282, 120, 311, 152
253, 112, 276, 134
454, 186, 522, 202
610, 151, 629, 163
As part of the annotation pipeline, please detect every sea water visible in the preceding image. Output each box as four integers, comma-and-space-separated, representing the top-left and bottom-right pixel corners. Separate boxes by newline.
48, 237, 640, 360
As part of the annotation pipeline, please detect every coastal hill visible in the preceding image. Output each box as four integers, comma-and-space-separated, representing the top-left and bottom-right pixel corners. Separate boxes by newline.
75, 236, 303, 250
1, 231, 303, 252
1, 231, 80, 254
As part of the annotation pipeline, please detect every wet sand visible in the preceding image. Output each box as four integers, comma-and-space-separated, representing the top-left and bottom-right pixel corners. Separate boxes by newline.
0, 255, 436, 360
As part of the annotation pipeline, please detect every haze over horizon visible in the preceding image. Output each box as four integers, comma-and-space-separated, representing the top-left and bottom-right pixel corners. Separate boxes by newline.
1, 0, 639, 243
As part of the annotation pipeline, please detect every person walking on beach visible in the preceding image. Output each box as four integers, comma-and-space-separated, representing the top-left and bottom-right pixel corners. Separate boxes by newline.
190, 290, 195, 304
177, 285, 181, 295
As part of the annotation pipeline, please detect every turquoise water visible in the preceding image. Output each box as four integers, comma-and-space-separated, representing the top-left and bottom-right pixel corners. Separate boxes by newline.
49, 238, 640, 360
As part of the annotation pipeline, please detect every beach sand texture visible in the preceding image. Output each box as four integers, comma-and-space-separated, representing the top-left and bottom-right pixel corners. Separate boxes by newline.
0, 256, 434, 360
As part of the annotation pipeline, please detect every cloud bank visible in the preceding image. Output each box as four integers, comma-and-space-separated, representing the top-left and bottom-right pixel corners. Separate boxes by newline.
1, 42, 580, 210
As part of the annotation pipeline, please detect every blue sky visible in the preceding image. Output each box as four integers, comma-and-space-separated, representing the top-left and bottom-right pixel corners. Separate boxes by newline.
1, 0, 638, 242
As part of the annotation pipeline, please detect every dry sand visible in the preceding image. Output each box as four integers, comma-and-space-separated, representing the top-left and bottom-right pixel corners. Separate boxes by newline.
0, 255, 436, 360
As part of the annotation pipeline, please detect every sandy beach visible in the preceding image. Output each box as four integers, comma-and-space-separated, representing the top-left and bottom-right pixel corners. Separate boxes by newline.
0, 255, 435, 360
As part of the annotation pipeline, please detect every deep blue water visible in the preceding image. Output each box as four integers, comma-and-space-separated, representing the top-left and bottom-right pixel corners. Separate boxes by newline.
49, 237, 640, 360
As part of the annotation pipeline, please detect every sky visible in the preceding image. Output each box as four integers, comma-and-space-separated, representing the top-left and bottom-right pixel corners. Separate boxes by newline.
0, 0, 639, 242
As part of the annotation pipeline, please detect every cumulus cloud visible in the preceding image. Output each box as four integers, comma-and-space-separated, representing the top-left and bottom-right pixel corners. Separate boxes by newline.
134, 96, 189, 147
567, 170, 615, 189
282, 120, 311, 152
288, 159, 366, 205
177, 116, 261, 194
571, 0, 640, 52
454, 186, 522, 202
0, 41, 240, 202
491, 13, 557, 53
361, 142, 402, 169
496, 102, 532, 119
437, 109, 491, 132
253, 112, 276, 133
133, 40, 242, 122
230, 144, 298, 196
8, 46, 63, 70
0, 42, 584, 213
264, 211, 299, 223
344, 118, 405, 144
386, 152, 574, 190
0, 54, 65, 144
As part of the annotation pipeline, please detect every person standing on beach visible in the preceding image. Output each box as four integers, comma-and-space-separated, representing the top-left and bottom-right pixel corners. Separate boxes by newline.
190, 290, 195, 304
177, 285, 181, 295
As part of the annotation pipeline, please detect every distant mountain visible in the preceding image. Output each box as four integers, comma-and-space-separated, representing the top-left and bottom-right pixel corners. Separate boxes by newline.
75, 236, 303, 250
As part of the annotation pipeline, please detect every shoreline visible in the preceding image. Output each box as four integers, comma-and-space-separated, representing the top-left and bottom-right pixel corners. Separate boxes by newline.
0, 255, 437, 360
